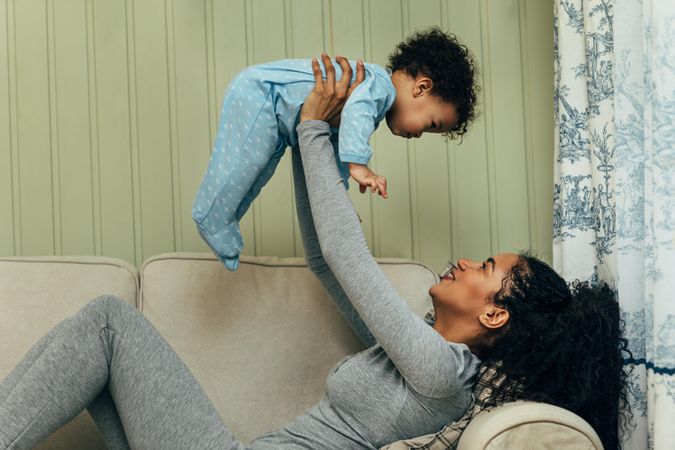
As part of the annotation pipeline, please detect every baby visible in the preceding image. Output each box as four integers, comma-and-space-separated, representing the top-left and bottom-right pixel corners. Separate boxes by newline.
192, 27, 478, 271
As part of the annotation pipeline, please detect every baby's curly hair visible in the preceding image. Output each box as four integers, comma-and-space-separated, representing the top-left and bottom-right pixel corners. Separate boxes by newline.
387, 27, 479, 140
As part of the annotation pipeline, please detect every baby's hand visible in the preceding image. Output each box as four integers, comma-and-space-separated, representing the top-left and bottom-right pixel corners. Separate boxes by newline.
348, 163, 388, 198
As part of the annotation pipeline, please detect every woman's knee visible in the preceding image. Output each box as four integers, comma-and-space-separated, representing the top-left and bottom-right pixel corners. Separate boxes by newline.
84, 295, 137, 323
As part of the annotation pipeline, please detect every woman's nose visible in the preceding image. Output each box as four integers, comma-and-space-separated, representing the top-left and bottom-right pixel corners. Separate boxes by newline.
457, 258, 479, 270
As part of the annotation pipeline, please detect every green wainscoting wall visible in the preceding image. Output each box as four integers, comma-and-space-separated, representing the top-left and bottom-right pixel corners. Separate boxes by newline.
0, 0, 553, 272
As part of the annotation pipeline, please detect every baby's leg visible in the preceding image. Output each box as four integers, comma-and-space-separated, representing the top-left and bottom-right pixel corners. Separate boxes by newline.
0, 296, 246, 450
192, 79, 283, 271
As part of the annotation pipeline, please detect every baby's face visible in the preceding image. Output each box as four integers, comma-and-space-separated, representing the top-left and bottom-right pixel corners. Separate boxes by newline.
385, 70, 459, 139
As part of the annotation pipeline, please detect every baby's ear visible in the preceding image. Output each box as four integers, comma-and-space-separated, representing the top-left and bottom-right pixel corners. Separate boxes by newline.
414, 77, 433, 97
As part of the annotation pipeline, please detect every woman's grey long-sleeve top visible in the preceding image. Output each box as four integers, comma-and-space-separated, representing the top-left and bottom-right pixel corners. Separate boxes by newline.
249, 121, 480, 450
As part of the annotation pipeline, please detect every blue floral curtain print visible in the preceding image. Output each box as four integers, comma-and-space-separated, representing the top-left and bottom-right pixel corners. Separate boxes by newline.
554, 0, 674, 448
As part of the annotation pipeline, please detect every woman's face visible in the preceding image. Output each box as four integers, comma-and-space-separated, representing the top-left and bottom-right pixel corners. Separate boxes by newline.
429, 253, 520, 321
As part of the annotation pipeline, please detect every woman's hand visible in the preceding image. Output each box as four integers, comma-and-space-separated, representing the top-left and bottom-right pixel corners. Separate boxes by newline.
299, 53, 365, 127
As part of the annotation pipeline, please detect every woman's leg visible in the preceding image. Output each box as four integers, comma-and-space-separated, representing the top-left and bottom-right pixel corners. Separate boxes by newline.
1, 330, 130, 449
0, 325, 130, 449
0, 295, 246, 450
87, 388, 131, 450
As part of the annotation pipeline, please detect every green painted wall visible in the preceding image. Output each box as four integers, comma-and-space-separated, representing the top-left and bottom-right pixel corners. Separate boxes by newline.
0, 0, 553, 272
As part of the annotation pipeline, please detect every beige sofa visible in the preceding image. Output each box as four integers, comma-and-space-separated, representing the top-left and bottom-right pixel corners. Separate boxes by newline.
0, 253, 603, 450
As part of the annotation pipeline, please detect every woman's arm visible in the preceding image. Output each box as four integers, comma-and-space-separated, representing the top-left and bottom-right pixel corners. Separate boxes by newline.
296, 120, 477, 397
291, 55, 376, 347
297, 56, 477, 397
291, 145, 376, 348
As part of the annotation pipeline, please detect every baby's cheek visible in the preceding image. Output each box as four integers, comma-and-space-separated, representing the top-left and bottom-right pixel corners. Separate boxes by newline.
404, 115, 424, 132
398, 114, 414, 132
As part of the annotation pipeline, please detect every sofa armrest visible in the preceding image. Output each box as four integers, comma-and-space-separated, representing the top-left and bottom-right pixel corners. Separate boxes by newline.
457, 401, 603, 450
0, 255, 139, 450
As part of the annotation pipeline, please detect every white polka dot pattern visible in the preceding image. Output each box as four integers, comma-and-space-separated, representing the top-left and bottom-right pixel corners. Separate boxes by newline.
191, 59, 397, 270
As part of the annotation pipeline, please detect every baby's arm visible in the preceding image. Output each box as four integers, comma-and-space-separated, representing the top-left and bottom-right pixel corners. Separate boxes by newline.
348, 163, 388, 198
338, 64, 395, 198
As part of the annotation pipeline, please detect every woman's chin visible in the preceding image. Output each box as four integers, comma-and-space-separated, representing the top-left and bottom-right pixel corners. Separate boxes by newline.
428, 284, 442, 300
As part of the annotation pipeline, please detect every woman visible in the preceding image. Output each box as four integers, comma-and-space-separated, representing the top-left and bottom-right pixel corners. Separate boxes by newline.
0, 56, 629, 450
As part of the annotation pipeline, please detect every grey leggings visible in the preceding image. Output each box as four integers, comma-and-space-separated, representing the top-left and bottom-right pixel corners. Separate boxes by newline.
0, 295, 247, 450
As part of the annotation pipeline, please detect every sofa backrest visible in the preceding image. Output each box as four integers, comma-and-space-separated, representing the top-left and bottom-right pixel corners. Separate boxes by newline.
0, 256, 139, 450
139, 253, 437, 444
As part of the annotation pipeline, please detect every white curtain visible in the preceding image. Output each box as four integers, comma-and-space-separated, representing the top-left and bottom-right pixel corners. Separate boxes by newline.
554, 0, 674, 448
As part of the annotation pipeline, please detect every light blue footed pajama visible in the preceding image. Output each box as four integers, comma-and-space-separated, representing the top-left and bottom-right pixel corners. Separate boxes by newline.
191, 59, 396, 271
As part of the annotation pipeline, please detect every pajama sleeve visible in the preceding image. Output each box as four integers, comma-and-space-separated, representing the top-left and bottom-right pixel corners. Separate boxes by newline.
337, 66, 396, 165
296, 120, 479, 398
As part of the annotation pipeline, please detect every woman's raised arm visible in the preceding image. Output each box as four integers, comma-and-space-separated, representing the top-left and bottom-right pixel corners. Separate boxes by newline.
296, 56, 478, 397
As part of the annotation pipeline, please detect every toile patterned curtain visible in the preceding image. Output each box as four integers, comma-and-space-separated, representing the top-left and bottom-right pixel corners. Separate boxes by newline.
553, 0, 674, 448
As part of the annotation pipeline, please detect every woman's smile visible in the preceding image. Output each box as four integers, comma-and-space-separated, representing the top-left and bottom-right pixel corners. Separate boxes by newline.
439, 261, 458, 281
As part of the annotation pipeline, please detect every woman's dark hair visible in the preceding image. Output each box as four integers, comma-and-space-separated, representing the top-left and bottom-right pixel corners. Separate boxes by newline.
387, 27, 479, 140
481, 252, 632, 449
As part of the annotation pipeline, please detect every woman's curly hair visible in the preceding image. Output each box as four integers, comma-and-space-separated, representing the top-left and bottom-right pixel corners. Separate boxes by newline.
387, 27, 479, 140
480, 252, 633, 449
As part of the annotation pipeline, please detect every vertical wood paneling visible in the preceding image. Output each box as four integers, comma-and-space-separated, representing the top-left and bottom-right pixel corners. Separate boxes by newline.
132, 0, 174, 262
14, 0, 54, 256
93, 0, 135, 264
249, 0, 295, 258
479, 0, 499, 257
522, 0, 554, 263
329, 0, 366, 61
484, 0, 531, 254
331, 0, 375, 251
7, 0, 21, 256
126, 0, 143, 266
446, 0, 493, 263
289, 0, 325, 59
46, 0, 61, 255
169, 0, 211, 252
52, 0, 96, 255
165, 0, 180, 252
406, 0, 455, 271
85, 0, 101, 256
2, 0, 555, 272
367, 0, 413, 258
0, 0, 14, 255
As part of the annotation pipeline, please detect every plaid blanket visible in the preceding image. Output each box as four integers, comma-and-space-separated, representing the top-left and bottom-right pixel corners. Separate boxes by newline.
407, 363, 517, 450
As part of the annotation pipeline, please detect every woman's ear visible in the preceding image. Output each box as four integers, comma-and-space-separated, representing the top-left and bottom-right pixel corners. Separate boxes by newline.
479, 305, 509, 330
413, 77, 433, 97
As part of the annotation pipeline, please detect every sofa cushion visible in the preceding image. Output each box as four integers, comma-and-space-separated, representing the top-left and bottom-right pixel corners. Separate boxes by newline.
0, 256, 139, 450
140, 253, 436, 444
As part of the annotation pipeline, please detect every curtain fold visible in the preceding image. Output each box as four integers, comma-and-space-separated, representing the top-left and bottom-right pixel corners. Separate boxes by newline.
554, 0, 674, 448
